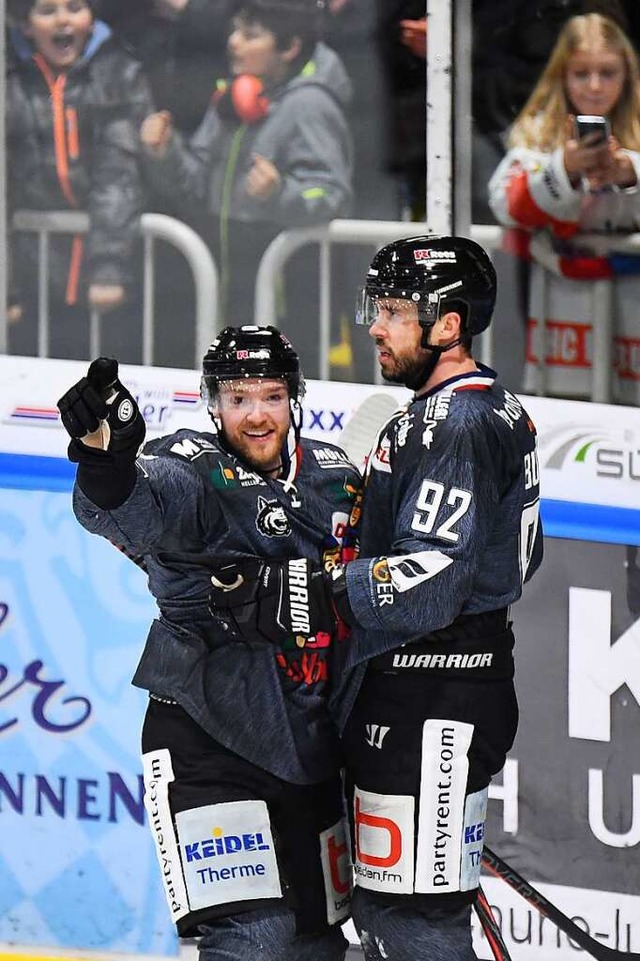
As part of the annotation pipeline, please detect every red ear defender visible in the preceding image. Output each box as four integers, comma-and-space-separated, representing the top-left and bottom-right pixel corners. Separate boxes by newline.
231, 74, 270, 123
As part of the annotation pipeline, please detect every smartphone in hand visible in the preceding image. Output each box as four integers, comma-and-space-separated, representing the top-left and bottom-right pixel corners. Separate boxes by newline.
574, 114, 610, 144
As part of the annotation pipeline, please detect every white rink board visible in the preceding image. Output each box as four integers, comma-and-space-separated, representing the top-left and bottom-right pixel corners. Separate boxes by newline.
0, 355, 407, 460
1, 354, 640, 508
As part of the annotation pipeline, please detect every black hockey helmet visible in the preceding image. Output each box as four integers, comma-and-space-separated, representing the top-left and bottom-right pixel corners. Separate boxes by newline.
201, 324, 304, 414
356, 235, 497, 341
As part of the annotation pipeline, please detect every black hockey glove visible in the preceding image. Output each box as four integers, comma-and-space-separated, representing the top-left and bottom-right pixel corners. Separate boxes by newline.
208, 557, 354, 646
57, 358, 146, 509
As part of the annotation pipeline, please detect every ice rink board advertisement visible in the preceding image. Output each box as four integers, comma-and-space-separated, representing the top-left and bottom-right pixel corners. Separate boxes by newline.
477, 535, 640, 959
1, 356, 640, 521
0, 356, 638, 958
0, 486, 168, 953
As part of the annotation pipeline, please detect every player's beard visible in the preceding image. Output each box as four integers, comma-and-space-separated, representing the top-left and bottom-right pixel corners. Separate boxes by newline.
379, 346, 434, 387
224, 423, 289, 475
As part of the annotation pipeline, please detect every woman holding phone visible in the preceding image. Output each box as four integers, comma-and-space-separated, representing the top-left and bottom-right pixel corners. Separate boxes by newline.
488, 12, 640, 403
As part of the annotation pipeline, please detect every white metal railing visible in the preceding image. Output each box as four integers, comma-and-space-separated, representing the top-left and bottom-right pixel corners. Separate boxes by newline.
11, 209, 219, 368
253, 220, 504, 381
14, 207, 640, 400
254, 220, 640, 402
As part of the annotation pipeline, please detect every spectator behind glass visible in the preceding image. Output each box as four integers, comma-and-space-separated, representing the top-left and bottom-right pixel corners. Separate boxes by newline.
95, 0, 240, 372
488, 13, 640, 403
6, 0, 153, 361
471, 0, 634, 225
97, 0, 239, 136
140, 0, 353, 367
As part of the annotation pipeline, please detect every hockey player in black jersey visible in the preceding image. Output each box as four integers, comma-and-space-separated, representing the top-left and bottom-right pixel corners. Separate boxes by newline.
209, 238, 544, 960
56, 326, 360, 961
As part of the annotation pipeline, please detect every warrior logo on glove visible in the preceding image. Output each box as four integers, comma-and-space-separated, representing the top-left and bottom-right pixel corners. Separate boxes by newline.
209, 556, 342, 648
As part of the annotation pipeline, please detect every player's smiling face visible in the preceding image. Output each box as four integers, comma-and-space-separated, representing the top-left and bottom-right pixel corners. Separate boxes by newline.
217, 378, 291, 475
25, 0, 93, 72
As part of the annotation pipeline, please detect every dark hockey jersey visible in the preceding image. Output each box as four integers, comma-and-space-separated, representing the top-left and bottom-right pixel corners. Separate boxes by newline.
332, 365, 543, 726
73, 427, 360, 784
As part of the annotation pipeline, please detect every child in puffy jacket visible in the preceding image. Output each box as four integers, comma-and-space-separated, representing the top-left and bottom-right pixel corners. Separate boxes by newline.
7, 0, 153, 359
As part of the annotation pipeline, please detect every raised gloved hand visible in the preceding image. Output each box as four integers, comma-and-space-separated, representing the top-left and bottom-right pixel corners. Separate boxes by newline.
209, 557, 353, 646
57, 357, 145, 464
57, 358, 146, 509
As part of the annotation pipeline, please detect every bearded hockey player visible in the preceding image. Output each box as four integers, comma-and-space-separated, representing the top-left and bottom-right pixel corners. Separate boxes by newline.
57, 325, 359, 961
209, 238, 544, 960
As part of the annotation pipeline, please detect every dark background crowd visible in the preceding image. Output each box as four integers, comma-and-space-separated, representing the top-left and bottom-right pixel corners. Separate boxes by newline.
5, 0, 640, 397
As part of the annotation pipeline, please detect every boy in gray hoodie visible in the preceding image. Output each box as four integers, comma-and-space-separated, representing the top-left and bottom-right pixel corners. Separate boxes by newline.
141, 0, 353, 335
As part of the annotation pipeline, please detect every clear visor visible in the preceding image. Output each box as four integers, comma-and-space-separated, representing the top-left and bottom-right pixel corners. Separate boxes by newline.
355, 287, 439, 326
203, 376, 291, 414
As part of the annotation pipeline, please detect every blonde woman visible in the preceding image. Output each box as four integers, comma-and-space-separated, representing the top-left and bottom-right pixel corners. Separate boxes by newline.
490, 12, 640, 232
488, 13, 640, 401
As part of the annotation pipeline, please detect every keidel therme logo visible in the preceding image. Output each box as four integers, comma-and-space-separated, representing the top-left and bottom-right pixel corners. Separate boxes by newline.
183, 827, 271, 863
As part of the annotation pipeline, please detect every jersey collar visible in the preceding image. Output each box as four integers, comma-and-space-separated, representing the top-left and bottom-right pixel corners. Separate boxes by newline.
415, 362, 497, 399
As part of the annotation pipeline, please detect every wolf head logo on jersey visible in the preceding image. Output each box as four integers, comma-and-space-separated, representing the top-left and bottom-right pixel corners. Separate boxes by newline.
255, 497, 291, 537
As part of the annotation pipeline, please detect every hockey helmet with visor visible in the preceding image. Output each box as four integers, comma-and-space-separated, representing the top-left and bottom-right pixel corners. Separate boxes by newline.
201, 324, 304, 405
356, 235, 497, 347
201, 325, 305, 463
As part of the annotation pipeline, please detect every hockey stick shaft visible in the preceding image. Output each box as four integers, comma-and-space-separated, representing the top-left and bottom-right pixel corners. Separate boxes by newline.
475, 885, 513, 961
482, 846, 640, 961
338, 392, 401, 469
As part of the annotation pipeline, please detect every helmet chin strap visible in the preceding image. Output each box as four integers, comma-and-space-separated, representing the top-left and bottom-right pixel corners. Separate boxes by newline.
208, 406, 222, 434
207, 411, 235, 460
280, 398, 302, 479
405, 330, 463, 392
